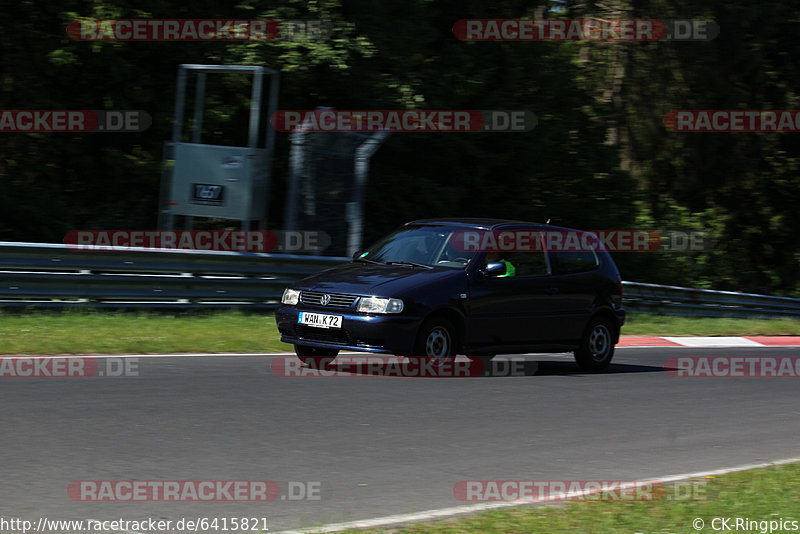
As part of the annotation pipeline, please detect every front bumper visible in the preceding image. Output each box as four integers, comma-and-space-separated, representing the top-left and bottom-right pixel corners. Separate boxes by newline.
275, 305, 421, 355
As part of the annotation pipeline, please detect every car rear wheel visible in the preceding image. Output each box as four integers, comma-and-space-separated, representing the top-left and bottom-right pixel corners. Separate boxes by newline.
414, 317, 457, 365
574, 317, 615, 371
294, 345, 339, 367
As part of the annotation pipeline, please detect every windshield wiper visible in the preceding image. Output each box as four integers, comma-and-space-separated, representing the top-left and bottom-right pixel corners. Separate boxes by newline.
385, 261, 433, 270
354, 257, 383, 264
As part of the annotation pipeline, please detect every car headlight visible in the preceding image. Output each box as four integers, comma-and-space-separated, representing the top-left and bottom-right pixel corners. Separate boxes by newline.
357, 296, 404, 314
281, 288, 300, 305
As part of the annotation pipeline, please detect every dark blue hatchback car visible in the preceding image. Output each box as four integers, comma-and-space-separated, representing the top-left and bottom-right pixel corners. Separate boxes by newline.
275, 218, 626, 371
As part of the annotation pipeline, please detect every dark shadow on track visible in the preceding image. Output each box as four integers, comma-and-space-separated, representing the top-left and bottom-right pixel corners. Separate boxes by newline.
531, 360, 669, 376
291, 358, 670, 378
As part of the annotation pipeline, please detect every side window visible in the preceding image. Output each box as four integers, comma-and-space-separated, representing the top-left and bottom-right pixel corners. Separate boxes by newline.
549, 251, 599, 275
505, 251, 548, 276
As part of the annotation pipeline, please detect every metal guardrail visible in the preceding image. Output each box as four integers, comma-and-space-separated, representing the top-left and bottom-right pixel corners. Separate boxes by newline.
621, 281, 800, 318
0, 242, 348, 310
1, 242, 799, 317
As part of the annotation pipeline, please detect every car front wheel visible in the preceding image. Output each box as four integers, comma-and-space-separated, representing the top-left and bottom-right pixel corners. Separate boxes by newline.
295, 345, 339, 367
574, 317, 615, 371
414, 317, 457, 365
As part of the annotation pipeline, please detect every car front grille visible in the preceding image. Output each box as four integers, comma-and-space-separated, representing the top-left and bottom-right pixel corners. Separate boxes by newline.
296, 325, 351, 344
300, 290, 358, 309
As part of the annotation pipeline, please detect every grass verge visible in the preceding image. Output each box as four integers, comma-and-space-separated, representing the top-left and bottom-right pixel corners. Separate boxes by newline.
0, 311, 799, 355
347, 461, 800, 533
622, 314, 800, 336
0, 310, 291, 354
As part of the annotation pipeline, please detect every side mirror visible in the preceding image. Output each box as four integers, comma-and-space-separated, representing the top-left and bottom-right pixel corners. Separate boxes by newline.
482, 261, 507, 277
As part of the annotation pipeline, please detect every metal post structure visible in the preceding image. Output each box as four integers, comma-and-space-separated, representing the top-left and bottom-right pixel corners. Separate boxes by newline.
283, 110, 389, 256
348, 131, 390, 256
159, 64, 280, 232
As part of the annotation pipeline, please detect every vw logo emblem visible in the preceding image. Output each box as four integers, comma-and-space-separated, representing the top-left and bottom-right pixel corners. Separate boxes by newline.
319, 294, 331, 306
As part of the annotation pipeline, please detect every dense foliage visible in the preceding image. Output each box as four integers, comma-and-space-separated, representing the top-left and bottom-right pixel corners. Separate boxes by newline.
1, 0, 798, 294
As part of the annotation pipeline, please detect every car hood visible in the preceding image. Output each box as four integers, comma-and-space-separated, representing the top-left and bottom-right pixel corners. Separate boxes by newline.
294, 262, 465, 296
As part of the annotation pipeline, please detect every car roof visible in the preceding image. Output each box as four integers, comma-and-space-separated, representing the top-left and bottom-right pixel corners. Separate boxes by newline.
405, 218, 578, 231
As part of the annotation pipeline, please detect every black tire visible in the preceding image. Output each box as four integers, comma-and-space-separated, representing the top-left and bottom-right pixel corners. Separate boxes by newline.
414, 316, 458, 364
294, 345, 339, 368
574, 317, 616, 372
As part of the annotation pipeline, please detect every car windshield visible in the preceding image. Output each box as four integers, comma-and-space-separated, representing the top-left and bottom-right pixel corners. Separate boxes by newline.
358, 225, 477, 269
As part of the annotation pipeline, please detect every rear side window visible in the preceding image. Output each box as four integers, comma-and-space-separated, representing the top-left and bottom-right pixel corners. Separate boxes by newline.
549, 250, 599, 275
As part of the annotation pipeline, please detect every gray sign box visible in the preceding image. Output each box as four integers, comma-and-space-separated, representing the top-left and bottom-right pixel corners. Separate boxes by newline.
158, 64, 279, 231
167, 143, 268, 220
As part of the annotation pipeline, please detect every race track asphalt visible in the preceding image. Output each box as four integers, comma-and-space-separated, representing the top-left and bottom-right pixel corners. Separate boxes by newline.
1, 347, 798, 532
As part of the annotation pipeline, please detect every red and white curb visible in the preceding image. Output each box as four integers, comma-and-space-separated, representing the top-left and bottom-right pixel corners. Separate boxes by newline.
618, 336, 800, 348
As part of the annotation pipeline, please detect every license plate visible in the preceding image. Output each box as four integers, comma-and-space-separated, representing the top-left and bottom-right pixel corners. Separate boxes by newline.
191, 183, 225, 205
298, 312, 342, 329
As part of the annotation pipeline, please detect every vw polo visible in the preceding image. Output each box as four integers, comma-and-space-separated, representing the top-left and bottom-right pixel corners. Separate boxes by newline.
275, 218, 626, 371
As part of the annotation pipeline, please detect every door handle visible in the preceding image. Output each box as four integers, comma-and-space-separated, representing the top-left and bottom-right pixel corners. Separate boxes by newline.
544, 287, 559, 295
